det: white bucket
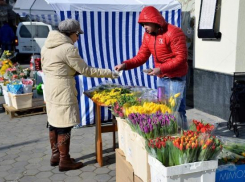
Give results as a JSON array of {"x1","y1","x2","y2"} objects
[
  {"x1": 3, "y1": 90, "x2": 12, "y2": 106},
  {"x1": 9, "y1": 92, "x2": 33, "y2": 109},
  {"x1": 23, "y1": 85, "x2": 33, "y2": 93}
]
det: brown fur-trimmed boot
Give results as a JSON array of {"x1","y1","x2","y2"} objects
[{"x1": 58, "y1": 134, "x2": 83, "y2": 171}]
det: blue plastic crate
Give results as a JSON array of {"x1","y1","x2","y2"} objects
[{"x1": 216, "y1": 164, "x2": 245, "y2": 182}]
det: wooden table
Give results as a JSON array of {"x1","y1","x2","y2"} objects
[{"x1": 84, "y1": 92, "x2": 117, "y2": 167}]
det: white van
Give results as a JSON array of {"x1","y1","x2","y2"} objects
[{"x1": 15, "y1": 22, "x2": 53, "y2": 54}]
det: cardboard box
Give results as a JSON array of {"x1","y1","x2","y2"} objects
[
  {"x1": 116, "y1": 117, "x2": 127, "y2": 154},
  {"x1": 116, "y1": 148, "x2": 134, "y2": 182},
  {"x1": 133, "y1": 134, "x2": 151, "y2": 182},
  {"x1": 116, "y1": 149, "x2": 143, "y2": 182},
  {"x1": 123, "y1": 126, "x2": 151, "y2": 182},
  {"x1": 134, "y1": 175, "x2": 143, "y2": 182},
  {"x1": 125, "y1": 128, "x2": 137, "y2": 165}
]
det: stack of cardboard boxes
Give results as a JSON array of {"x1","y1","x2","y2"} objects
[
  {"x1": 116, "y1": 118, "x2": 151, "y2": 182},
  {"x1": 116, "y1": 149, "x2": 143, "y2": 182}
]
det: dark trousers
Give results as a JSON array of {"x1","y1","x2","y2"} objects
[
  {"x1": 1, "y1": 42, "x2": 12, "y2": 51},
  {"x1": 49, "y1": 125, "x2": 73, "y2": 135}
]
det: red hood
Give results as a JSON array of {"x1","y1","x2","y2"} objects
[{"x1": 138, "y1": 6, "x2": 167, "y2": 28}]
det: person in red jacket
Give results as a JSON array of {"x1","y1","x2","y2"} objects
[{"x1": 115, "y1": 6, "x2": 188, "y2": 129}]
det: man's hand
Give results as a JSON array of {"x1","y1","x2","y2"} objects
[
  {"x1": 114, "y1": 63, "x2": 126, "y2": 71},
  {"x1": 148, "y1": 68, "x2": 161, "y2": 76}
]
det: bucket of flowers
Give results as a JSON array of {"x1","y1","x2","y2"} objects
[{"x1": 147, "y1": 131, "x2": 223, "y2": 182}]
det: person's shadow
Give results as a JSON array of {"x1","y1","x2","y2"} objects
[
  {"x1": 214, "y1": 122, "x2": 245, "y2": 139},
  {"x1": 75, "y1": 147, "x2": 116, "y2": 166}
]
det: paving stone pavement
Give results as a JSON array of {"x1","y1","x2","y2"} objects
[{"x1": 0, "y1": 96, "x2": 244, "y2": 182}]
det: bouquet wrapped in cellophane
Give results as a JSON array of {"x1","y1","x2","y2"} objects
[
  {"x1": 146, "y1": 130, "x2": 223, "y2": 167},
  {"x1": 111, "y1": 94, "x2": 140, "y2": 118},
  {"x1": 157, "y1": 77, "x2": 186, "y2": 129},
  {"x1": 189, "y1": 119, "x2": 215, "y2": 134},
  {"x1": 218, "y1": 136, "x2": 245, "y2": 165},
  {"x1": 146, "y1": 136, "x2": 174, "y2": 167},
  {"x1": 124, "y1": 89, "x2": 182, "y2": 139},
  {"x1": 86, "y1": 82, "x2": 151, "y2": 106},
  {"x1": 85, "y1": 82, "x2": 131, "y2": 106},
  {"x1": 110, "y1": 86, "x2": 151, "y2": 118},
  {"x1": 127, "y1": 111, "x2": 178, "y2": 140}
]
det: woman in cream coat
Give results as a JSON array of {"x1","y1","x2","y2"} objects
[{"x1": 41, "y1": 19, "x2": 118, "y2": 171}]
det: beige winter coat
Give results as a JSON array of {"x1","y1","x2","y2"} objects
[{"x1": 41, "y1": 30, "x2": 113, "y2": 128}]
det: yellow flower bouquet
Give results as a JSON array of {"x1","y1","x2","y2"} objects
[
  {"x1": 125, "y1": 102, "x2": 172, "y2": 116},
  {"x1": 0, "y1": 50, "x2": 14, "y2": 60},
  {"x1": 0, "y1": 50, "x2": 15, "y2": 78},
  {"x1": 0, "y1": 59, "x2": 13, "y2": 76},
  {"x1": 91, "y1": 87, "x2": 132, "y2": 106}
]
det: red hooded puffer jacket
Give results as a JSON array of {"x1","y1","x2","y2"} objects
[{"x1": 123, "y1": 6, "x2": 188, "y2": 78}]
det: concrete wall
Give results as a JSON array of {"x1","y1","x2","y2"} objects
[
  {"x1": 193, "y1": 69, "x2": 232, "y2": 120},
  {"x1": 192, "y1": 0, "x2": 245, "y2": 120},
  {"x1": 178, "y1": 0, "x2": 244, "y2": 120},
  {"x1": 236, "y1": 0, "x2": 245, "y2": 72},
  {"x1": 195, "y1": 0, "x2": 240, "y2": 74}
]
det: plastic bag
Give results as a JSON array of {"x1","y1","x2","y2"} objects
[
  {"x1": 129, "y1": 86, "x2": 152, "y2": 97},
  {"x1": 139, "y1": 89, "x2": 158, "y2": 103},
  {"x1": 157, "y1": 78, "x2": 185, "y2": 113},
  {"x1": 7, "y1": 80, "x2": 23, "y2": 94},
  {"x1": 22, "y1": 79, "x2": 33, "y2": 93},
  {"x1": 197, "y1": 134, "x2": 223, "y2": 161}
]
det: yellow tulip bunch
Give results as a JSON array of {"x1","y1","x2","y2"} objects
[
  {"x1": 125, "y1": 102, "x2": 172, "y2": 116},
  {"x1": 168, "y1": 92, "x2": 181, "y2": 111},
  {"x1": 92, "y1": 88, "x2": 133, "y2": 106},
  {"x1": 0, "y1": 50, "x2": 12, "y2": 60},
  {"x1": 0, "y1": 59, "x2": 13, "y2": 76}
]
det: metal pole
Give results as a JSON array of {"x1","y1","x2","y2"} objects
[
  {"x1": 30, "y1": 0, "x2": 37, "y2": 90},
  {"x1": 30, "y1": 0, "x2": 37, "y2": 57}
]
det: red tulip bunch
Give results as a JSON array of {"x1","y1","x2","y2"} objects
[
  {"x1": 170, "y1": 132, "x2": 199, "y2": 165},
  {"x1": 147, "y1": 131, "x2": 222, "y2": 167},
  {"x1": 198, "y1": 135, "x2": 223, "y2": 161},
  {"x1": 147, "y1": 136, "x2": 174, "y2": 166},
  {"x1": 189, "y1": 119, "x2": 215, "y2": 133}
]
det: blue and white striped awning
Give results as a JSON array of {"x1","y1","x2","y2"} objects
[{"x1": 45, "y1": 0, "x2": 182, "y2": 126}]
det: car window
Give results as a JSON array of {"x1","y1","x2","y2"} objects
[
  {"x1": 19, "y1": 25, "x2": 33, "y2": 38},
  {"x1": 36, "y1": 25, "x2": 49, "y2": 38}
]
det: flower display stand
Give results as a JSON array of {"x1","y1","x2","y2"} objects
[
  {"x1": 84, "y1": 91, "x2": 118, "y2": 167},
  {"x1": 148, "y1": 155, "x2": 218, "y2": 182}
]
